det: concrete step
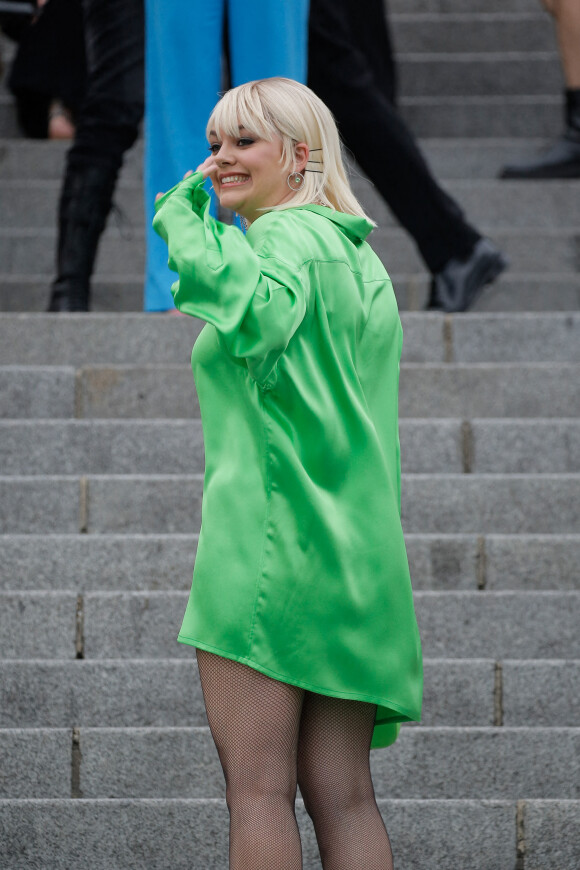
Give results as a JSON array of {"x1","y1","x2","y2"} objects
[
  {"x1": 400, "y1": 96, "x2": 561, "y2": 138},
  {"x1": 3, "y1": 797, "x2": 564, "y2": 870},
  {"x1": 2, "y1": 225, "x2": 579, "y2": 278},
  {"x1": 1, "y1": 532, "x2": 578, "y2": 592},
  {"x1": 0, "y1": 96, "x2": 19, "y2": 138},
  {"x1": 4, "y1": 272, "x2": 580, "y2": 313},
  {"x1": 0, "y1": 138, "x2": 140, "y2": 181},
  {"x1": 1, "y1": 726, "x2": 578, "y2": 801},
  {"x1": 397, "y1": 53, "x2": 561, "y2": 98},
  {"x1": 0, "y1": 276, "x2": 147, "y2": 313},
  {"x1": 1, "y1": 313, "x2": 579, "y2": 365},
  {"x1": 392, "y1": 273, "x2": 580, "y2": 314},
  {"x1": 4, "y1": 178, "x2": 579, "y2": 229},
  {"x1": 1, "y1": 419, "x2": 579, "y2": 475},
  {"x1": 357, "y1": 178, "x2": 580, "y2": 230},
  {"x1": 390, "y1": 13, "x2": 553, "y2": 54},
  {"x1": 0, "y1": 651, "x2": 497, "y2": 728},
  {"x1": 1, "y1": 473, "x2": 579, "y2": 534},
  {"x1": 0, "y1": 95, "x2": 562, "y2": 142},
  {"x1": 398, "y1": 364, "x2": 580, "y2": 417},
  {"x1": 0, "y1": 179, "x2": 146, "y2": 229},
  {"x1": 0, "y1": 657, "x2": 577, "y2": 729},
  {"x1": 5, "y1": 362, "x2": 580, "y2": 419},
  {"x1": 0, "y1": 137, "x2": 557, "y2": 182},
  {"x1": 390, "y1": 0, "x2": 549, "y2": 12},
  {"x1": 2, "y1": 589, "x2": 577, "y2": 661}
]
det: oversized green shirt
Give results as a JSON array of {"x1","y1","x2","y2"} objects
[{"x1": 154, "y1": 172, "x2": 422, "y2": 748}]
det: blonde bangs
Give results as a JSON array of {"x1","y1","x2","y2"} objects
[
  {"x1": 206, "y1": 78, "x2": 375, "y2": 224},
  {"x1": 206, "y1": 84, "x2": 276, "y2": 144}
]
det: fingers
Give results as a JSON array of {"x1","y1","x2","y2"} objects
[
  {"x1": 196, "y1": 155, "x2": 218, "y2": 179},
  {"x1": 156, "y1": 158, "x2": 216, "y2": 205}
]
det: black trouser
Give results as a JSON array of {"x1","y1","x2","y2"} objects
[
  {"x1": 67, "y1": 0, "x2": 144, "y2": 173},
  {"x1": 308, "y1": 0, "x2": 479, "y2": 274},
  {"x1": 50, "y1": 0, "x2": 144, "y2": 310}
]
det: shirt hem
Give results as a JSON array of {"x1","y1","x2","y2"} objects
[{"x1": 177, "y1": 633, "x2": 421, "y2": 725}]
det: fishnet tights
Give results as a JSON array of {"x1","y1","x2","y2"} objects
[{"x1": 196, "y1": 650, "x2": 393, "y2": 870}]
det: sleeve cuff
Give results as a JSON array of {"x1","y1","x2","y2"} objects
[{"x1": 153, "y1": 170, "x2": 206, "y2": 214}]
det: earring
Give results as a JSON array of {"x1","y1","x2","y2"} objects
[{"x1": 287, "y1": 171, "x2": 305, "y2": 191}]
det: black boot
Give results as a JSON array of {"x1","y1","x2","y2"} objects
[
  {"x1": 48, "y1": 162, "x2": 119, "y2": 312},
  {"x1": 499, "y1": 88, "x2": 580, "y2": 180},
  {"x1": 427, "y1": 238, "x2": 509, "y2": 313}
]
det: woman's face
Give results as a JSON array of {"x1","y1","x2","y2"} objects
[{"x1": 207, "y1": 126, "x2": 307, "y2": 224}]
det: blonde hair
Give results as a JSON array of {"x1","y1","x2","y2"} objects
[{"x1": 206, "y1": 77, "x2": 374, "y2": 223}]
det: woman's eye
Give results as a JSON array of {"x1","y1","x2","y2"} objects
[
  {"x1": 237, "y1": 138, "x2": 254, "y2": 147},
  {"x1": 208, "y1": 143, "x2": 221, "y2": 154}
]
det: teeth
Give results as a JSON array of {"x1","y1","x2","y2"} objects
[{"x1": 221, "y1": 175, "x2": 249, "y2": 184}]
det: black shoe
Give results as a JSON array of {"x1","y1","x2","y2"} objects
[
  {"x1": 48, "y1": 279, "x2": 89, "y2": 312},
  {"x1": 499, "y1": 127, "x2": 580, "y2": 180},
  {"x1": 427, "y1": 239, "x2": 509, "y2": 313}
]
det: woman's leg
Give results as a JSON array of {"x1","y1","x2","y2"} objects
[
  {"x1": 196, "y1": 649, "x2": 304, "y2": 870},
  {"x1": 297, "y1": 693, "x2": 393, "y2": 870}
]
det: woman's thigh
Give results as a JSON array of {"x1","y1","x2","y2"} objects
[
  {"x1": 196, "y1": 649, "x2": 305, "y2": 790},
  {"x1": 297, "y1": 692, "x2": 376, "y2": 805}
]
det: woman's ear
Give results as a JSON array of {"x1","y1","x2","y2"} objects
[{"x1": 294, "y1": 142, "x2": 309, "y2": 174}]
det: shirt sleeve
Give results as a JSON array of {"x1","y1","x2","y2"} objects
[{"x1": 152, "y1": 172, "x2": 308, "y2": 389}]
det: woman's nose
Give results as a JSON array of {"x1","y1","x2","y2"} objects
[{"x1": 216, "y1": 145, "x2": 234, "y2": 164}]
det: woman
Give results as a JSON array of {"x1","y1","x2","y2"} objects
[{"x1": 153, "y1": 77, "x2": 422, "y2": 870}]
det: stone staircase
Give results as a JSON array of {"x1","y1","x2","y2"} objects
[{"x1": 1, "y1": 1, "x2": 579, "y2": 868}]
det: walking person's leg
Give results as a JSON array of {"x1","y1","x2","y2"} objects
[
  {"x1": 308, "y1": 0, "x2": 507, "y2": 312},
  {"x1": 297, "y1": 693, "x2": 393, "y2": 870},
  {"x1": 501, "y1": 0, "x2": 580, "y2": 178},
  {"x1": 48, "y1": 0, "x2": 144, "y2": 311},
  {"x1": 196, "y1": 650, "x2": 304, "y2": 869}
]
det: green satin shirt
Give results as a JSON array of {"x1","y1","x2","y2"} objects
[{"x1": 154, "y1": 172, "x2": 422, "y2": 748}]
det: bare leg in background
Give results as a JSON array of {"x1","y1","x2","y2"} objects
[{"x1": 542, "y1": 0, "x2": 580, "y2": 87}]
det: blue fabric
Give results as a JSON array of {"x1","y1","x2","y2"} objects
[{"x1": 144, "y1": 0, "x2": 309, "y2": 311}]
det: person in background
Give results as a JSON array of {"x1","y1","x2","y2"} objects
[
  {"x1": 308, "y1": 0, "x2": 508, "y2": 313},
  {"x1": 6, "y1": 0, "x2": 85, "y2": 140},
  {"x1": 153, "y1": 77, "x2": 422, "y2": 869},
  {"x1": 501, "y1": 0, "x2": 580, "y2": 179},
  {"x1": 47, "y1": 0, "x2": 144, "y2": 312},
  {"x1": 144, "y1": 0, "x2": 309, "y2": 312}
]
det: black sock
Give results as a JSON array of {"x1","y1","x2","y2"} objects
[{"x1": 565, "y1": 88, "x2": 580, "y2": 132}]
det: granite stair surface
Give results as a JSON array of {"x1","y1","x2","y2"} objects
[{"x1": 1, "y1": 1, "x2": 579, "y2": 868}]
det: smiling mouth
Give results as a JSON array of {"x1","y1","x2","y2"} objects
[{"x1": 220, "y1": 175, "x2": 250, "y2": 187}]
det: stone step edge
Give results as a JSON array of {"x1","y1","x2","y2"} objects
[
  {"x1": 4, "y1": 361, "x2": 580, "y2": 371},
  {"x1": 390, "y1": 12, "x2": 548, "y2": 21},
  {"x1": 0, "y1": 799, "x2": 575, "y2": 870},
  {"x1": 2, "y1": 416, "x2": 579, "y2": 424},
  {"x1": 1, "y1": 724, "x2": 577, "y2": 733},
  {"x1": 2, "y1": 472, "x2": 578, "y2": 480},
  {"x1": 0, "y1": 657, "x2": 577, "y2": 666}
]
